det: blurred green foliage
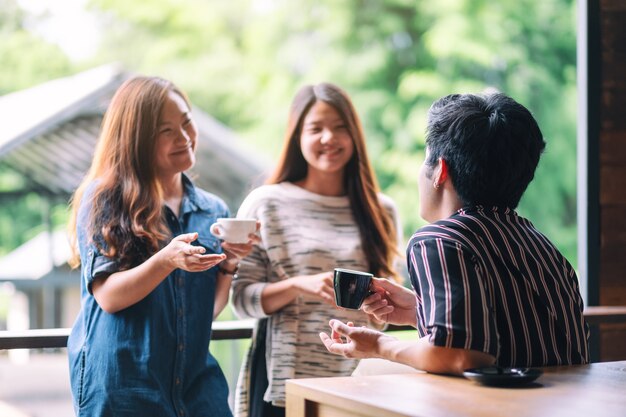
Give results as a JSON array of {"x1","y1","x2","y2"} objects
[
  {"x1": 87, "y1": 0, "x2": 578, "y2": 262},
  {"x1": 0, "y1": 0, "x2": 577, "y2": 263},
  {"x1": 0, "y1": 0, "x2": 72, "y2": 95},
  {"x1": 0, "y1": 0, "x2": 579, "y2": 400},
  {"x1": 0, "y1": 1, "x2": 72, "y2": 255}
]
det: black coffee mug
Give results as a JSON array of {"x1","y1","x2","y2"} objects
[{"x1": 333, "y1": 268, "x2": 374, "y2": 310}]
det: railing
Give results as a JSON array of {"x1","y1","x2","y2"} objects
[
  {"x1": 580, "y1": 306, "x2": 626, "y2": 324},
  {"x1": 0, "y1": 320, "x2": 257, "y2": 350},
  {"x1": 2, "y1": 306, "x2": 626, "y2": 352}
]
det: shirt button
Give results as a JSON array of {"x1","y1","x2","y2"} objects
[
  {"x1": 175, "y1": 377, "x2": 181, "y2": 385},
  {"x1": 178, "y1": 308, "x2": 183, "y2": 317},
  {"x1": 178, "y1": 277, "x2": 184, "y2": 287},
  {"x1": 178, "y1": 344, "x2": 184, "y2": 351},
  {"x1": 179, "y1": 409, "x2": 184, "y2": 416}
]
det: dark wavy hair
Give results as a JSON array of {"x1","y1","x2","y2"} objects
[
  {"x1": 266, "y1": 83, "x2": 400, "y2": 279},
  {"x1": 68, "y1": 76, "x2": 190, "y2": 269},
  {"x1": 425, "y1": 92, "x2": 546, "y2": 209}
]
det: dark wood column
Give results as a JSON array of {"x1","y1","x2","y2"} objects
[{"x1": 584, "y1": 0, "x2": 626, "y2": 361}]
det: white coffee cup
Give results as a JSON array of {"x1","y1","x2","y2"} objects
[{"x1": 209, "y1": 218, "x2": 257, "y2": 243}]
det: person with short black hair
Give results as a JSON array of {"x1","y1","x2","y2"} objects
[{"x1": 321, "y1": 92, "x2": 589, "y2": 374}]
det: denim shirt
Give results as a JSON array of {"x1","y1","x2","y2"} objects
[{"x1": 68, "y1": 175, "x2": 233, "y2": 417}]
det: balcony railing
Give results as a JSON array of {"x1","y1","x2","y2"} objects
[
  {"x1": 2, "y1": 306, "x2": 626, "y2": 354},
  {"x1": 0, "y1": 320, "x2": 256, "y2": 350}
]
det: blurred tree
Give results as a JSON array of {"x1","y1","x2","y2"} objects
[
  {"x1": 87, "y1": 0, "x2": 577, "y2": 262},
  {"x1": 0, "y1": 0, "x2": 578, "y2": 396},
  {"x1": 0, "y1": 0, "x2": 73, "y2": 94},
  {"x1": 0, "y1": 0, "x2": 74, "y2": 255},
  {"x1": 0, "y1": 0, "x2": 578, "y2": 264}
]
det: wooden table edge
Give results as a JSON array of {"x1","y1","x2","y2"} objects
[{"x1": 286, "y1": 376, "x2": 416, "y2": 417}]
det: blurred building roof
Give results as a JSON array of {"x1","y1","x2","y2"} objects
[
  {"x1": 0, "y1": 65, "x2": 270, "y2": 291},
  {"x1": 0, "y1": 64, "x2": 268, "y2": 209},
  {"x1": 0, "y1": 230, "x2": 70, "y2": 282}
]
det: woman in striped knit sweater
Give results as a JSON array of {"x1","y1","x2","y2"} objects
[{"x1": 231, "y1": 83, "x2": 404, "y2": 417}]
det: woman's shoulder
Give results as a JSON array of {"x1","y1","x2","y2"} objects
[
  {"x1": 377, "y1": 192, "x2": 397, "y2": 210},
  {"x1": 193, "y1": 187, "x2": 229, "y2": 214},
  {"x1": 236, "y1": 183, "x2": 292, "y2": 216},
  {"x1": 181, "y1": 174, "x2": 228, "y2": 213},
  {"x1": 377, "y1": 192, "x2": 399, "y2": 218},
  {"x1": 76, "y1": 180, "x2": 101, "y2": 217},
  {"x1": 243, "y1": 183, "x2": 287, "y2": 201}
]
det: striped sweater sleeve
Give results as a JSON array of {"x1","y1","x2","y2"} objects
[{"x1": 230, "y1": 191, "x2": 272, "y2": 319}]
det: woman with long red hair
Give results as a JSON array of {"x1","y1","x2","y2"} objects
[{"x1": 67, "y1": 76, "x2": 257, "y2": 416}]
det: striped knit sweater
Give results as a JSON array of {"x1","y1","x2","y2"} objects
[
  {"x1": 408, "y1": 206, "x2": 589, "y2": 367},
  {"x1": 231, "y1": 182, "x2": 402, "y2": 414}
]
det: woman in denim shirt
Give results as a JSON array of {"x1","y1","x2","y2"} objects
[{"x1": 66, "y1": 76, "x2": 258, "y2": 417}]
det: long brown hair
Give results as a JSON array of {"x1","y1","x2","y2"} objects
[
  {"x1": 68, "y1": 76, "x2": 190, "y2": 270},
  {"x1": 267, "y1": 83, "x2": 399, "y2": 279}
]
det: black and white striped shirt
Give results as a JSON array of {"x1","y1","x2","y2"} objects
[{"x1": 407, "y1": 206, "x2": 589, "y2": 367}]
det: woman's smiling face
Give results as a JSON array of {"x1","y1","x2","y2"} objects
[
  {"x1": 154, "y1": 90, "x2": 198, "y2": 178},
  {"x1": 299, "y1": 100, "x2": 354, "y2": 177}
]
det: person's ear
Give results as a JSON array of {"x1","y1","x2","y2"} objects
[
  {"x1": 439, "y1": 158, "x2": 449, "y2": 183},
  {"x1": 433, "y1": 158, "x2": 449, "y2": 189}
]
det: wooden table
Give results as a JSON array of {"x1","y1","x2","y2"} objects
[{"x1": 286, "y1": 361, "x2": 626, "y2": 417}]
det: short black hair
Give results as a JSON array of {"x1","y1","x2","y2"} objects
[{"x1": 425, "y1": 93, "x2": 546, "y2": 208}]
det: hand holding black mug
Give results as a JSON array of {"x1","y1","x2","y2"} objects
[{"x1": 333, "y1": 268, "x2": 374, "y2": 310}]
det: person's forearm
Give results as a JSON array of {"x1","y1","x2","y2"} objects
[
  {"x1": 92, "y1": 252, "x2": 173, "y2": 314},
  {"x1": 260, "y1": 279, "x2": 301, "y2": 314},
  {"x1": 378, "y1": 337, "x2": 495, "y2": 375},
  {"x1": 214, "y1": 270, "x2": 234, "y2": 318}
]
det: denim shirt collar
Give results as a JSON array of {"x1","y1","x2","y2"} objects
[{"x1": 180, "y1": 173, "x2": 211, "y2": 214}]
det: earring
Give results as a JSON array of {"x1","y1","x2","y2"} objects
[{"x1": 433, "y1": 182, "x2": 440, "y2": 190}]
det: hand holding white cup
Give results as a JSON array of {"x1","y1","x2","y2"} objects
[{"x1": 209, "y1": 218, "x2": 257, "y2": 243}]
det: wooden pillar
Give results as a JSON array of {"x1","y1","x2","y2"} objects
[
  {"x1": 583, "y1": 0, "x2": 626, "y2": 361},
  {"x1": 599, "y1": 0, "x2": 626, "y2": 361}
]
